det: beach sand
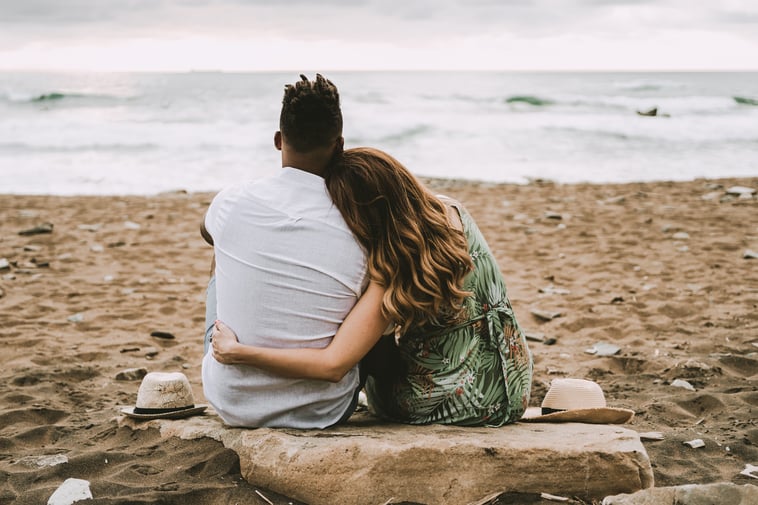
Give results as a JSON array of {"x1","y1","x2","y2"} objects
[{"x1": 1, "y1": 176, "x2": 756, "y2": 504}]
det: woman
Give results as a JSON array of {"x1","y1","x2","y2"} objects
[{"x1": 211, "y1": 147, "x2": 532, "y2": 426}]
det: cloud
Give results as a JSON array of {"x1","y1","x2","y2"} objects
[{"x1": 0, "y1": 0, "x2": 756, "y2": 70}]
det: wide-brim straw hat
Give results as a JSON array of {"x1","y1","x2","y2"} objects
[
  {"x1": 121, "y1": 372, "x2": 207, "y2": 420},
  {"x1": 521, "y1": 378, "x2": 634, "y2": 424}
]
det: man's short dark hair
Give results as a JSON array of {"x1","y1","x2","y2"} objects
[{"x1": 280, "y1": 74, "x2": 343, "y2": 153}]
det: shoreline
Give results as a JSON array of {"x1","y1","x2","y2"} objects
[{"x1": 1, "y1": 176, "x2": 756, "y2": 503}]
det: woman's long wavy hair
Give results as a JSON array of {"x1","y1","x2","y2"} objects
[{"x1": 326, "y1": 147, "x2": 473, "y2": 336}]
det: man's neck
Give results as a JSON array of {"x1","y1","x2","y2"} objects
[{"x1": 281, "y1": 152, "x2": 328, "y2": 177}]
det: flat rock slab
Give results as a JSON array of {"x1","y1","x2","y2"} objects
[
  {"x1": 119, "y1": 412, "x2": 653, "y2": 505},
  {"x1": 603, "y1": 482, "x2": 758, "y2": 505}
]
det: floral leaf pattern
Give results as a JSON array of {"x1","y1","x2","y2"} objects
[{"x1": 366, "y1": 202, "x2": 533, "y2": 426}]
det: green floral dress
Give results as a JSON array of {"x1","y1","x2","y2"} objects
[{"x1": 365, "y1": 201, "x2": 533, "y2": 426}]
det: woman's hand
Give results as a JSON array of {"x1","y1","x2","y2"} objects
[{"x1": 211, "y1": 320, "x2": 244, "y2": 364}]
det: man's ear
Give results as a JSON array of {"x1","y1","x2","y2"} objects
[
  {"x1": 335, "y1": 136, "x2": 344, "y2": 154},
  {"x1": 274, "y1": 131, "x2": 282, "y2": 151}
]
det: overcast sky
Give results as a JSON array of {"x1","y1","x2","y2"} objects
[{"x1": 1, "y1": 0, "x2": 757, "y2": 71}]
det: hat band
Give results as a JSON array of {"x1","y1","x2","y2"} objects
[
  {"x1": 133, "y1": 404, "x2": 195, "y2": 415},
  {"x1": 541, "y1": 407, "x2": 565, "y2": 415}
]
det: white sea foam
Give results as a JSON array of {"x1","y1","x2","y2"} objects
[{"x1": 0, "y1": 71, "x2": 756, "y2": 195}]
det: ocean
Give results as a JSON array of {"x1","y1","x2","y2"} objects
[{"x1": 1, "y1": 71, "x2": 756, "y2": 195}]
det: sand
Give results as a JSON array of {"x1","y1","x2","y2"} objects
[{"x1": 1, "y1": 176, "x2": 756, "y2": 504}]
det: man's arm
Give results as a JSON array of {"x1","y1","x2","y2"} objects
[
  {"x1": 211, "y1": 281, "x2": 390, "y2": 382},
  {"x1": 200, "y1": 214, "x2": 213, "y2": 246}
]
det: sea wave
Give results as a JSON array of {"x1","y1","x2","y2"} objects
[
  {"x1": 734, "y1": 96, "x2": 758, "y2": 106},
  {"x1": 0, "y1": 90, "x2": 132, "y2": 105},
  {"x1": 0, "y1": 142, "x2": 160, "y2": 153},
  {"x1": 504, "y1": 95, "x2": 553, "y2": 106}
]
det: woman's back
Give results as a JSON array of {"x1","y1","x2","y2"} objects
[{"x1": 365, "y1": 201, "x2": 533, "y2": 426}]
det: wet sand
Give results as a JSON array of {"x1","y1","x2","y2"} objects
[{"x1": 1, "y1": 176, "x2": 756, "y2": 503}]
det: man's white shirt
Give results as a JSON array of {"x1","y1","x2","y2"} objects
[{"x1": 202, "y1": 167, "x2": 367, "y2": 428}]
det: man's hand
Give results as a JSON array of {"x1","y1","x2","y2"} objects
[{"x1": 211, "y1": 320, "x2": 243, "y2": 364}]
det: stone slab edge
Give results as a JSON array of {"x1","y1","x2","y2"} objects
[{"x1": 118, "y1": 414, "x2": 653, "y2": 505}]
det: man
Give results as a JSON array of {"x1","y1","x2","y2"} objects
[{"x1": 201, "y1": 74, "x2": 367, "y2": 428}]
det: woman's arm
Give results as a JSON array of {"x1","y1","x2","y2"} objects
[{"x1": 211, "y1": 281, "x2": 391, "y2": 382}]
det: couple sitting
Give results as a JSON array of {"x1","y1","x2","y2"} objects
[{"x1": 201, "y1": 74, "x2": 533, "y2": 429}]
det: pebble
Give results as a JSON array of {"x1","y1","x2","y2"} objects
[
  {"x1": 150, "y1": 331, "x2": 176, "y2": 340},
  {"x1": 744, "y1": 249, "x2": 758, "y2": 259},
  {"x1": 90, "y1": 244, "x2": 104, "y2": 253},
  {"x1": 18, "y1": 454, "x2": 69, "y2": 468},
  {"x1": 77, "y1": 224, "x2": 102, "y2": 232},
  {"x1": 672, "y1": 232, "x2": 690, "y2": 240},
  {"x1": 740, "y1": 463, "x2": 758, "y2": 479},
  {"x1": 123, "y1": 221, "x2": 141, "y2": 230},
  {"x1": 539, "y1": 285, "x2": 571, "y2": 295},
  {"x1": 638, "y1": 432, "x2": 664, "y2": 441},
  {"x1": 0, "y1": 258, "x2": 9, "y2": 270},
  {"x1": 19, "y1": 222, "x2": 54, "y2": 236},
  {"x1": 530, "y1": 309, "x2": 562, "y2": 321},
  {"x1": 67, "y1": 313, "x2": 84, "y2": 323},
  {"x1": 47, "y1": 478, "x2": 92, "y2": 505},
  {"x1": 585, "y1": 342, "x2": 621, "y2": 356},
  {"x1": 114, "y1": 367, "x2": 148, "y2": 381},
  {"x1": 601, "y1": 195, "x2": 626, "y2": 205},
  {"x1": 671, "y1": 378, "x2": 696, "y2": 391},
  {"x1": 540, "y1": 492, "x2": 569, "y2": 502},
  {"x1": 544, "y1": 211, "x2": 563, "y2": 220},
  {"x1": 143, "y1": 347, "x2": 159, "y2": 358},
  {"x1": 725, "y1": 185, "x2": 756, "y2": 196},
  {"x1": 683, "y1": 439, "x2": 705, "y2": 449}
]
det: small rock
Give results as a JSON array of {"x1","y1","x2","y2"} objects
[
  {"x1": 671, "y1": 379, "x2": 696, "y2": 391},
  {"x1": 17, "y1": 454, "x2": 69, "y2": 468},
  {"x1": 539, "y1": 285, "x2": 571, "y2": 295},
  {"x1": 47, "y1": 477, "x2": 92, "y2": 505},
  {"x1": 150, "y1": 331, "x2": 176, "y2": 340},
  {"x1": 744, "y1": 250, "x2": 758, "y2": 259},
  {"x1": 531, "y1": 309, "x2": 562, "y2": 321},
  {"x1": 601, "y1": 195, "x2": 626, "y2": 205},
  {"x1": 103, "y1": 275, "x2": 114, "y2": 282},
  {"x1": 725, "y1": 186, "x2": 755, "y2": 196},
  {"x1": 90, "y1": 244, "x2": 104, "y2": 253},
  {"x1": 585, "y1": 342, "x2": 621, "y2": 356},
  {"x1": 19, "y1": 223, "x2": 54, "y2": 236},
  {"x1": 544, "y1": 211, "x2": 563, "y2": 220},
  {"x1": 610, "y1": 296, "x2": 624, "y2": 304},
  {"x1": 680, "y1": 359, "x2": 711, "y2": 371},
  {"x1": 0, "y1": 258, "x2": 9, "y2": 270},
  {"x1": 67, "y1": 313, "x2": 84, "y2": 323},
  {"x1": 120, "y1": 347, "x2": 140, "y2": 353},
  {"x1": 540, "y1": 492, "x2": 569, "y2": 502},
  {"x1": 638, "y1": 432, "x2": 664, "y2": 441},
  {"x1": 683, "y1": 439, "x2": 705, "y2": 449},
  {"x1": 114, "y1": 367, "x2": 148, "y2": 381},
  {"x1": 672, "y1": 232, "x2": 690, "y2": 240},
  {"x1": 701, "y1": 191, "x2": 722, "y2": 201},
  {"x1": 124, "y1": 221, "x2": 141, "y2": 230},
  {"x1": 143, "y1": 347, "x2": 159, "y2": 358},
  {"x1": 77, "y1": 224, "x2": 102, "y2": 232},
  {"x1": 740, "y1": 463, "x2": 758, "y2": 479}
]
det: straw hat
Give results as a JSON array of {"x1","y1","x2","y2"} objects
[
  {"x1": 121, "y1": 372, "x2": 207, "y2": 420},
  {"x1": 521, "y1": 378, "x2": 634, "y2": 424}
]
